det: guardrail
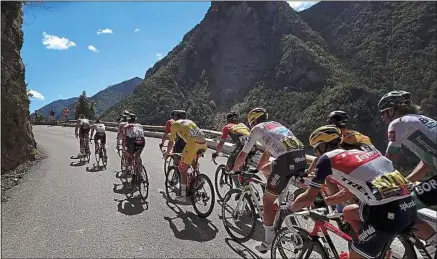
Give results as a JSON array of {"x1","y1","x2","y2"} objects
[{"x1": 33, "y1": 120, "x2": 316, "y2": 164}]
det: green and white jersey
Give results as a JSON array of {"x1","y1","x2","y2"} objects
[{"x1": 386, "y1": 114, "x2": 437, "y2": 168}]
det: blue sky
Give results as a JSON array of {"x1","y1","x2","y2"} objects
[{"x1": 25, "y1": 1, "x2": 318, "y2": 112}]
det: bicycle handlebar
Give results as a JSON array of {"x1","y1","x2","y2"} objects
[{"x1": 212, "y1": 154, "x2": 229, "y2": 165}]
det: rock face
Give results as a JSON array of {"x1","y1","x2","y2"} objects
[
  {"x1": 102, "y1": 1, "x2": 436, "y2": 157},
  {"x1": 1, "y1": 2, "x2": 37, "y2": 172}
]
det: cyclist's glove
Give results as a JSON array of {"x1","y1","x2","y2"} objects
[{"x1": 212, "y1": 152, "x2": 219, "y2": 159}]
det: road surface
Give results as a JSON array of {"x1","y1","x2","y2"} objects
[{"x1": 1, "y1": 125, "x2": 360, "y2": 258}]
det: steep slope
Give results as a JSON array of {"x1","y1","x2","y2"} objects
[
  {"x1": 34, "y1": 77, "x2": 142, "y2": 119},
  {"x1": 1, "y1": 2, "x2": 37, "y2": 172},
  {"x1": 103, "y1": 1, "x2": 435, "y2": 156},
  {"x1": 300, "y1": 1, "x2": 437, "y2": 118}
]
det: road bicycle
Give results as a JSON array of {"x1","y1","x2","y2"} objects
[
  {"x1": 221, "y1": 167, "x2": 309, "y2": 242},
  {"x1": 92, "y1": 139, "x2": 107, "y2": 168},
  {"x1": 272, "y1": 206, "x2": 436, "y2": 259},
  {"x1": 119, "y1": 151, "x2": 149, "y2": 201},
  {"x1": 212, "y1": 150, "x2": 258, "y2": 201},
  {"x1": 159, "y1": 144, "x2": 175, "y2": 175},
  {"x1": 164, "y1": 149, "x2": 215, "y2": 218},
  {"x1": 79, "y1": 135, "x2": 91, "y2": 163}
]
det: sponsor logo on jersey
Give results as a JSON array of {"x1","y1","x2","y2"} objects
[
  {"x1": 399, "y1": 200, "x2": 416, "y2": 211},
  {"x1": 358, "y1": 225, "x2": 376, "y2": 242},
  {"x1": 414, "y1": 179, "x2": 437, "y2": 195}
]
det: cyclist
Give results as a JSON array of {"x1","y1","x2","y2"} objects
[
  {"x1": 63, "y1": 107, "x2": 70, "y2": 121},
  {"x1": 117, "y1": 110, "x2": 130, "y2": 149},
  {"x1": 289, "y1": 125, "x2": 416, "y2": 259},
  {"x1": 231, "y1": 107, "x2": 307, "y2": 253},
  {"x1": 74, "y1": 114, "x2": 91, "y2": 157},
  {"x1": 379, "y1": 90, "x2": 437, "y2": 252},
  {"x1": 49, "y1": 109, "x2": 55, "y2": 124},
  {"x1": 122, "y1": 113, "x2": 145, "y2": 179},
  {"x1": 163, "y1": 110, "x2": 208, "y2": 203},
  {"x1": 212, "y1": 111, "x2": 253, "y2": 186},
  {"x1": 159, "y1": 110, "x2": 186, "y2": 167},
  {"x1": 90, "y1": 119, "x2": 107, "y2": 159}
]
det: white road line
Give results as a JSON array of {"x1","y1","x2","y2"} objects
[{"x1": 47, "y1": 131, "x2": 62, "y2": 135}]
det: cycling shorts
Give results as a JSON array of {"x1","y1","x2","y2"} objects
[
  {"x1": 352, "y1": 197, "x2": 417, "y2": 258},
  {"x1": 94, "y1": 132, "x2": 106, "y2": 145},
  {"x1": 266, "y1": 149, "x2": 307, "y2": 196},
  {"x1": 126, "y1": 137, "x2": 145, "y2": 155},
  {"x1": 412, "y1": 174, "x2": 437, "y2": 208},
  {"x1": 174, "y1": 137, "x2": 186, "y2": 154},
  {"x1": 79, "y1": 128, "x2": 90, "y2": 139},
  {"x1": 181, "y1": 140, "x2": 207, "y2": 166}
]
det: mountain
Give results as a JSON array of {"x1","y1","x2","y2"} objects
[
  {"x1": 2, "y1": 2, "x2": 37, "y2": 171},
  {"x1": 33, "y1": 97, "x2": 77, "y2": 118},
  {"x1": 101, "y1": 1, "x2": 436, "y2": 161},
  {"x1": 35, "y1": 77, "x2": 143, "y2": 119}
]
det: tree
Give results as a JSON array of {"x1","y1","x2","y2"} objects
[{"x1": 74, "y1": 91, "x2": 94, "y2": 119}]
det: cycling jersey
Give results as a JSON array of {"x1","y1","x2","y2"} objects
[
  {"x1": 78, "y1": 119, "x2": 90, "y2": 130},
  {"x1": 221, "y1": 123, "x2": 250, "y2": 145},
  {"x1": 311, "y1": 149, "x2": 412, "y2": 206},
  {"x1": 164, "y1": 119, "x2": 174, "y2": 134},
  {"x1": 169, "y1": 119, "x2": 206, "y2": 143},
  {"x1": 386, "y1": 114, "x2": 437, "y2": 168},
  {"x1": 117, "y1": 122, "x2": 128, "y2": 137},
  {"x1": 340, "y1": 128, "x2": 380, "y2": 153},
  {"x1": 242, "y1": 121, "x2": 304, "y2": 158},
  {"x1": 93, "y1": 123, "x2": 106, "y2": 134},
  {"x1": 123, "y1": 123, "x2": 145, "y2": 139}
]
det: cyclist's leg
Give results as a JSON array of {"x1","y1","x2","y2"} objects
[
  {"x1": 256, "y1": 150, "x2": 307, "y2": 252},
  {"x1": 125, "y1": 137, "x2": 134, "y2": 171},
  {"x1": 178, "y1": 141, "x2": 197, "y2": 198},
  {"x1": 226, "y1": 145, "x2": 242, "y2": 187},
  {"x1": 173, "y1": 137, "x2": 186, "y2": 166},
  {"x1": 352, "y1": 197, "x2": 417, "y2": 258},
  {"x1": 94, "y1": 134, "x2": 100, "y2": 154},
  {"x1": 101, "y1": 133, "x2": 107, "y2": 157},
  {"x1": 79, "y1": 129, "x2": 85, "y2": 155}
]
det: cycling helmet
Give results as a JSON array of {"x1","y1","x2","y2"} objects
[
  {"x1": 78, "y1": 114, "x2": 85, "y2": 119},
  {"x1": 123, "y1": 110, "x2": 130, "y2": 116},
  {"x1": 128, "y1": 113, "x2": 137, "y2": 122},
  {"x1": 309, "y1": 125, "x2": 343, "y2": 149},
  {"x1": 95, "y1": 119, "x2": 100, "y2": 123},
  {"x1": 378, "y1": 90, "x2": 412, "y2": 112},
  {"x1": 226, "y1": 111, "x2": 239, "y2": 123},
  {"x1": 247, "y1": 107, "x2": 267, "y2": 127},
  {"x1": 121, "y1": 115, "x2": 128, "y2": 122},
  {"x1": 173, "y1": 110, "x2": 187, "y2": 120},
  {"x1": 327, "y1": 111, "x2": 348, "y2": 127}
]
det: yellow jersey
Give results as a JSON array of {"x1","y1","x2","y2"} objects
[{"x1": 169, "y1": 119, "x2": 206, "y2": 143}]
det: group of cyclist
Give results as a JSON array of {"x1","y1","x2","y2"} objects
[
  {"x1": 72, "y1": 89, "x2": 436, "y2": 259},
  {"x1": 201, "y1": 90, "x2": 435, "y2": 258}
]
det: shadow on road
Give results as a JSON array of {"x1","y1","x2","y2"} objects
[
  {"x1": 225, "y1": 238, "x2": 261, "y2": 259},
  {"x1": 162, "y1": 199, "x2": 219, "y2": 242},
  {"x1": 115, "y1": 198, "x2": 149, "y2": 216},
  {"x1": 86, "y1": 165, "x2": 105, "y2": 172},
  {"x1": 69, "y1": 161, "x2": 86, "y2": 167}
]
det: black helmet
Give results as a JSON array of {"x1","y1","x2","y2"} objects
[
  {"x1": 121, "y1": 115, "x2": 128, "y2": 122},
  {"x1": 327, "y1": 111, "x2": 348, "y2": 128},
  {"x1": 173, "y1": 110, "x2": 187, "y2": 120},
  {"x1": 226, "y1": 111, "x2": 239, "y2": 123},
  {"x1": 95, "y1": 119, "x2": 100, "y2": 123},
  {"x1": 128, "y1": 113, "x2": 137, "y2": 122}
]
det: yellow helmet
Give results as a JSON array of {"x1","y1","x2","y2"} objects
[
  {"x1": 247, "y1": 107, "x2": 268, "y2": 127},
  {"x1": 309, "y1": 125, "x2": 343, "y2": 148}
]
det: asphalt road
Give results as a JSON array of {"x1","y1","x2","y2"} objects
[{"x1": 1, "y1": 125, "x2": 355, "y2": 258}]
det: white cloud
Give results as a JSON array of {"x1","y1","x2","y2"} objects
[
  {"x1": 134, "y1": 28, "x2": 140, "y2": 33},
  {"x1": 287, "y1": 1, "x2": 319, "y2": 11},
  {"x1": 156, "y1": 53, "x2": 163, "y2": 60},
  {"x1": 28, "y1": 90, "x2": 45, "y2": 100},
  {"x1": 88, "y1": 45, "x2": 99, "y2": 53},
  {"x1": 42, "y1": 32, "x2": 76, "y2": 50},
  {"x1": 97, "y1": 28, "x2": 113, "y2": 35}
]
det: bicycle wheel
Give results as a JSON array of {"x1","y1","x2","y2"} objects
[
  {"x1": 191, "y1": 173, "x2": 215, "y2": 218},
  {"x1": 272, "y1": 226, "x2": 329, "y2": 259},
  {"x1": 137, "y1": 165, "x2": 149, "y2": 201},
  {"x1": 95, "y1": 147, "x2": 101, "y2": 166},
  {"x1": 101, "y1": 149, "x2": 107, "y2": 167},
  {"x1": 165, "y1": 166, "x2": 180, "y2": 202},
  {"x1": 164, "y1": 155, "x2": 174, "y2": 175},
  {"x1": 222, "y1": 188, "x2": 256, "y2": 242},
  {"x1": 214, "y1": 165, "x2": 233, "y2": 201},
  {"x1": 383, "y1": 235, "x2": 418, "y2": 259}
]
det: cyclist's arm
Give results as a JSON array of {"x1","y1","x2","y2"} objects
[
  {"x1": 257, "y1": 150, "x2": 271, "y2": 170},
  {"x1": 90, "y1": 125, "x2": 95, "y2": 139},
  {"x1": 406, "y1": 160, "x2": 431, "y2": 182},
  {"x1": 291, "y1": 154, "x2": 331, "y2": 212},
  {"x1": 166, "y1": 124, "x2": 178, "y2": 153},
  {"x1": 216, "y1": 126, "x2": 230, "y2": 154},
  {"x1": 74, "y1": 121, "x2": 80, "y2": 135},
  {"x1": 385, "y1": 120, "x2": 405, "y2": 163},
  {"x1": 161, "y1": 120, "x2": 172, "y2": 145},
  {"x1": 324, "y1": 188, "x2": 354, "y2": 205}
]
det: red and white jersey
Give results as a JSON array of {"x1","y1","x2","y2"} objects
[{"x1": 311, "y1": 149, "x2": 411, "y2": 206}]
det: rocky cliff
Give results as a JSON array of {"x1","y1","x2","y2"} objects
[{"x1": 1, "y1": 1, "x2": 37, "y2": 172}]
